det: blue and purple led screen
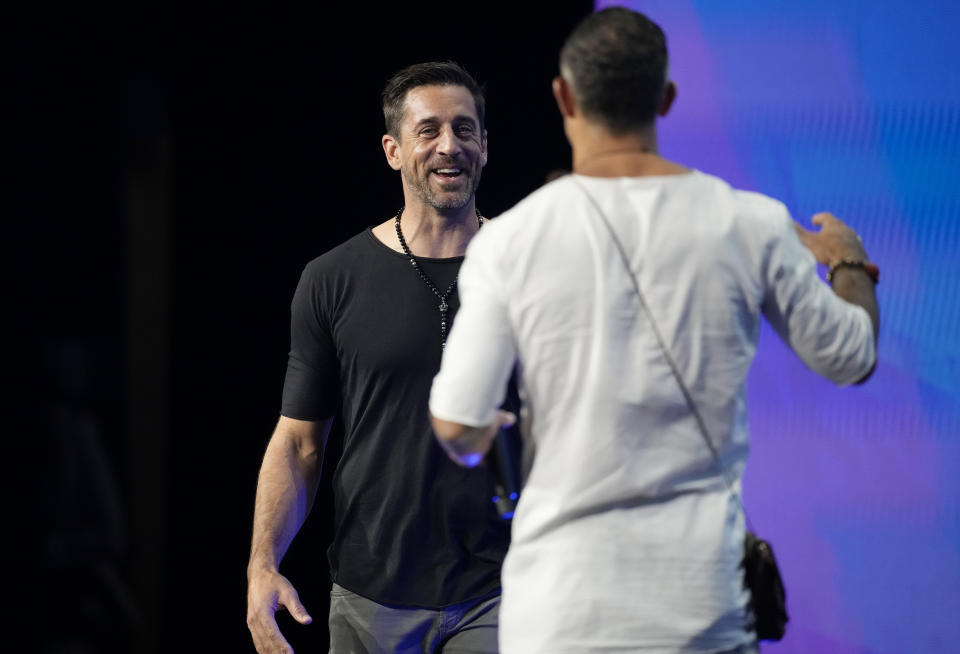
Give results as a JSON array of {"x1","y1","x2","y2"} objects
[{"x1": 597, "y1": 2, "x2": 960, "y2": 652}]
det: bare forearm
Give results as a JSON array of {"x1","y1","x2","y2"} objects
[
  {"x1": 247, "y1": 419, "x2": 328, "y2": 576},
  {"x1": 830, "y1": 267, "x2": 879, "y2": 342}
]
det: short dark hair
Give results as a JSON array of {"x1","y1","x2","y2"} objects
[
  {"x1": 381, "y1": 61, "x2": 486, "y2": 138},
  {"x1": 560, "y1": 7, "x2": 668, "y2": 133}
]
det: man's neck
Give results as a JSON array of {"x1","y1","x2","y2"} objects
[
  {"x1": 571, "y1": 123, "x2": 688, "y2": 178},
  {"x1": 372, "y1": 200, "x2": 481, "y2": 258}
]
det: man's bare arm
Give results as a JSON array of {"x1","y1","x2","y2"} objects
[
  {"x1": 246, "y1": 415, "x2": 333, "y2": 654},
  {"x1": 795, "y1": 212, "x2": 879, "y2": 382}
]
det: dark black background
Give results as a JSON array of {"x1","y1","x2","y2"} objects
[{"x1": 16, "y1": 2, "x2": 590, "y2": 652}]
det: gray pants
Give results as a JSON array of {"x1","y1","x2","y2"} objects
[{"x1": 328, "y1": 583, "x2": 500, "y2": 654}]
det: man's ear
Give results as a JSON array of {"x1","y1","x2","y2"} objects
[
  {"x1": 657, "y1": 81, "x2": 677, "y2": 117},
  {"x1": 382, "y1": 133, "x2": 402, "y2": 171},
  {"x1": 480, "y1": 129, "x2": 488, "y2": 167},
  {"x1": 552, "y1": 76, "x2": 576, "y2": 119}
]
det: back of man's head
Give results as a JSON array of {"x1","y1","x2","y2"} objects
[
  {"x1": 560, "y1": 7, "x2": 668, "y2": 134},
  {"x1": 381, "y1": 61, "x2": 486, "y2": 139}
]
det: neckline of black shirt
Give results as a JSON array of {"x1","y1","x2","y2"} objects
[{"x1": 364, "y1": 227, "x2": 466, "y2": 263}]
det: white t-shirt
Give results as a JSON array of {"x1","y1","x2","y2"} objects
[{"x1": 430, "y1": 171, "x2": 875, "y2": 653}]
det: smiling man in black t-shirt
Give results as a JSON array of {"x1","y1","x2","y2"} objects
[{"x1": 245, "y1": 61, "x2": 511, "y2": 654}]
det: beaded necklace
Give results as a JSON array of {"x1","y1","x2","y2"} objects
[{"x1": 394, "y1": 206, "x2": 483, "y2": 348}]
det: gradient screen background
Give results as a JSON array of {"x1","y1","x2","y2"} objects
[{"x1": 597, "y1": 1, "x2": 960, "y2": 652}]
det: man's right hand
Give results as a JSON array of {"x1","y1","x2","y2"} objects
[
  {"x1": 794, "y1": 211, "x2": 869, "y2": 266},
  {"x1": 246, "y1": 568, "x2": 313, "y2": 654}
]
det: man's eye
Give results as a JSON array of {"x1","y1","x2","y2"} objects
[
  {"x1": 420, "y1": 127, "x2": 438, "y2": 137},
  {"x1": 456, "y1": 126, "x2": 475, "y2": 136}
]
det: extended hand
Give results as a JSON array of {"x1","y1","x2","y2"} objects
[
  {"x1": 432, "y1": 409, "x2": 517, "y2": 467},
  {"x1": 794, "y1": 212, "x2": 868, "y2": 266},
  {"x1": 247, "y1": 569, "x2": 312, "y2": 654}
]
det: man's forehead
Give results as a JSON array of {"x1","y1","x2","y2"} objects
[{"x1": 401, "y1": 84, "x2": 479, "y2": 126}]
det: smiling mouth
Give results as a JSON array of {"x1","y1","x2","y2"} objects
[{"x1": 432, "y1": 167, "x2": 463, "y2": 180}]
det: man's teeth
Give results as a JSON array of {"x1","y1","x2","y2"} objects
[{"x1": 435, "y1": 168, "x2": 462, "y2": 174}]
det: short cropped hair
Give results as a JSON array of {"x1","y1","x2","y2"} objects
[
  {"x1": 381, "y1": 61, "x2": 486, "y2": 138},
  {"x1": 560, "y1": 7, "x2": 668, "y2": 133}
]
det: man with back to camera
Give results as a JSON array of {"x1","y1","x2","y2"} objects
[
  {"x1": 245, "y1": 61, "x2": 511, "y2": 654},
  {"x1": 429, "y1": 8, "x2": 879, "y2": 654}
]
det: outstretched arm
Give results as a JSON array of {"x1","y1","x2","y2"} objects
[
  {"x1": 246, "y1": 415, "x2": 332, "y2": 654},
  {"x1": 794, "y1": 212, "x2": 879, "y2": 382}
]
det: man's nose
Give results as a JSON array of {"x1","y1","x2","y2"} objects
[{"x1": 436, "y1": 127, "x2": 462, "y2": 157}]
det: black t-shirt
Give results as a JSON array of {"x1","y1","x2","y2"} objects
[{"x1": 281, "y1": 228, "x2": 510, "y2": 608}]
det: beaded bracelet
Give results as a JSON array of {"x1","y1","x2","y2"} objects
[{"x1": 826, "y1": 259, "x2": 879, "y2": 284}]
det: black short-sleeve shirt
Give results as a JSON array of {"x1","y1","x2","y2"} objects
[{"x1": 282, "y1": 229, "x2": 510, "y2": 608}]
